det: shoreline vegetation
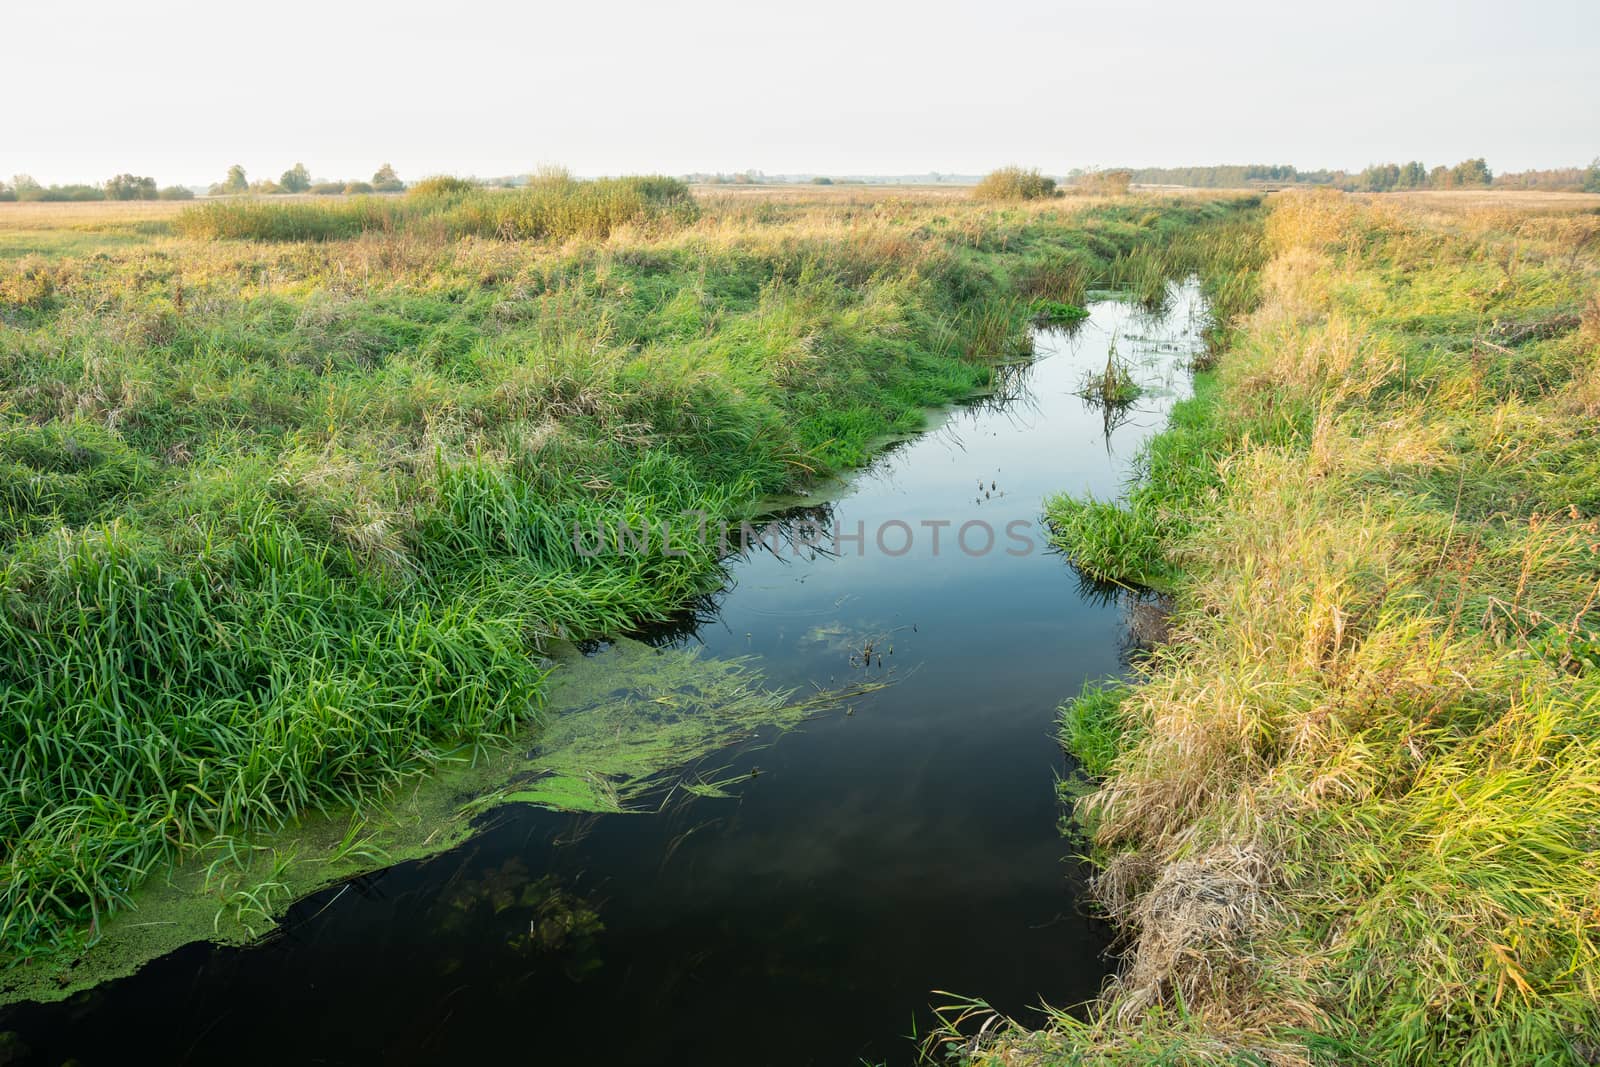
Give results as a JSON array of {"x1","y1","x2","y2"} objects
[
  {"x1": 0, "y1": 181, "x2": 1258, "y2": 988},
  {"x1": 991, "y1": 190, "x2": 1600, "y2": 1064}
]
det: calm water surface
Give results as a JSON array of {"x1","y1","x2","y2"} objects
[{"x1": 0, "y1": 283, "x2": 1207, "y2": 1066}]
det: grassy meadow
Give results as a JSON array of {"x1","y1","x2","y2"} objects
[
  {"x1": 980, "y1": 190, "x2": 1600, "y2": 1064},
  {"x1": 0, "y1": 180, "x2": 1258, "y2": 967}
]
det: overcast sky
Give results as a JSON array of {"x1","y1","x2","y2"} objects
[{"x1": 6, "y1": 0, "x2": 1595, "y2": 186}]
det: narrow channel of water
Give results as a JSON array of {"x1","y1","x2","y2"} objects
[{"x1": 0, "y1": 282, "x2": 1208, "y2": 1066}]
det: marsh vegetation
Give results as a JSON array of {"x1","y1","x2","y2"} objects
[{"x1": 0, "y1": 183, "x2": 1255, "y2": 972}]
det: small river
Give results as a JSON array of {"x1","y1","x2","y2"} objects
[{"x1": 1, "y1": 281, "x2": 1208, "y2": 1066}]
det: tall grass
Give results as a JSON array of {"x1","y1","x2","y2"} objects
[
  {"x1": 1003, "y1": 190, "x2": 1600, "y2": 1065},
  {"x1": 173, "y1": 174, "x2": 698, "y2": 243},
  {"x1": 173, "y1": 197, "x2": 408, "y2": 241},
  {"x1": 442, "y1": 172, "x2": 698, "y2": 240}
]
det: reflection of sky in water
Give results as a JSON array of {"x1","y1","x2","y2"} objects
[
  {"x1": 2, "y1": 282, "x2": 1209, "y2": 1067},
  {"x1": 689, "y1": 280, "x2": 1206, "y2": 700}
]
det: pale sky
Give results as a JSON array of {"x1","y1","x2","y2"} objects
[{"x1": 5, "y1": 0, "x2": 1595, "y2": 186}]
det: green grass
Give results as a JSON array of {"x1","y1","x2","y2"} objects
[
  {"x1": 1059, "y1": 681, "x2": 1135, "y2": 778},
  {"x1": 1031, "y1": 298, "x2": 1090, "y2": 324},
  {"x1": 0, "y1": 188, "x2": 1259, "y2": 966}
]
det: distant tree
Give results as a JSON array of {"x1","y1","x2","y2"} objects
[
  {"x1": 0, "y1": 181, "x2": 13, "y2": 202},
  {"x1": 248, "y1": 179, "x2": 281, "y2": 195},
  {"x1": 158, "y1": 185, "x2": 195, "y2": 200},
  {"x1": 39, "y1": 184, "x2": 105, "y2": 202},
  {"x1": 811, "y1": 176, "x2": 834, "y2": 185},
  {"x1": 1452, "y1": 158, "x2": 1493, "y2": 186},
  {"x1": 1356, "y1": 163, "x2": 1401, "y2": 192},
  {"x1": 12, "y1": 174, "x2": 44, "y2": 202},
  {"x1": 209, "y1": 164, "x2": 249, "y2": 196},
  {"x1": 279, "y1": 163, "x2": 311, "y2": 193},
  {"x1": 105, "y1": 173, "x2": 159, "y2": 200},
  {"x1": 1427, "y1": 165, "x2": 1454, "y2": 189},
  {"x1": 1397, "y1": 161, "x2": 1428, "y2": 189},
  {"x1": 372, "y1": 163, "x2": 404, "y2": 192},
  {"x1": 1585, "y1": 158, "x2": 1600, "y2": 194},
  {"x1": 1492, "y1": 166, "x2": 1587, "y2": 191}
]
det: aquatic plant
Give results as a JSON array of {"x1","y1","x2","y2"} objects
[
  {"x1": 1030, "y1": 299, "x2": 1090, "y2": 325},
  {"x1": 1074, "y1": 339, "x2": 1142, "y2": 411}
]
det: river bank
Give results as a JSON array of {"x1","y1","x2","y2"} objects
[{"x1": 986, "y1": 190, "x2": 1600, "y2": 1065}]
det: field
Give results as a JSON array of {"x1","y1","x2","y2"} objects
[
  {"x1": 981, "y1": 189, "x2": 1600, "y2": 1064},
  {"x1": 14, "y1": 180, "x2": 1596, "y2": 1062},
  {"x1": 0, "y1": 182, "x2": 1257, "y2": 968}
]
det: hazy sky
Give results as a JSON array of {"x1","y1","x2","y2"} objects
[{"x1": 7, "y1": 0, "x2": 1596, "y2": 185}]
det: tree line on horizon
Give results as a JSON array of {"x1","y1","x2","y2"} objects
[
  {"x1": 1110, "y1": 158, "x2": 1600, "y2": 193},
  {"x1": 0, "y1": 173, "x2": 194, "y2": 203},
  {"x1": 0, "y1": 164, "x2": 408, "y2": 203},
  {"x1": 207, "y1": 163, "x2": 407, "y2": 197},
  {"x1": 5, "y1": 159, "x2": 1599, "y2": 202}
]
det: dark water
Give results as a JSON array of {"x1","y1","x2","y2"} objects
[{"x1": 0, "y1": 283, "x2": 1207, "y2": 1067}]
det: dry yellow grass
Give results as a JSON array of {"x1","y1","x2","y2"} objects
[
  {"x1": 980, "y1": 189, "x2": 1600, "y2": 1066},
  {"x1": 0, "y1": 199, "x2": 191, "y2": 229},
  {"x1": 1373, "y1": 188, "x2": 1600, "y2": 211}
]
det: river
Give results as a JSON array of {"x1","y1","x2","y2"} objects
[{"x1": 0, "y1": 280, "x2": 1207, "y2": 1066}]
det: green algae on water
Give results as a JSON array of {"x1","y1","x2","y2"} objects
[{"x1": 0, "y1": 638, "x2": 879, "y2": 1007}]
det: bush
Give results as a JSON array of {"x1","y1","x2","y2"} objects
[
  {"x1": 157, "y1": 186, "x2": 195, "y2": 201},
  {"x1": 407, "y1": 175, "x2": 477, "y2": 198},
  {"x1": 342, "y1": 181, "x2": 374, "y2": 195},
  {"x1": 310, "y1": 182, "x2": 345, "y2": 196},
  {"x1": 972, "y1": 166, "x2": 1058, "y2": 201},
  {"x1": 1076, "y1": 169, "x2": 1133, "y2": 196},
  {"x1": 812, "y1": 176, "x2": 834, "y2": 185}
]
